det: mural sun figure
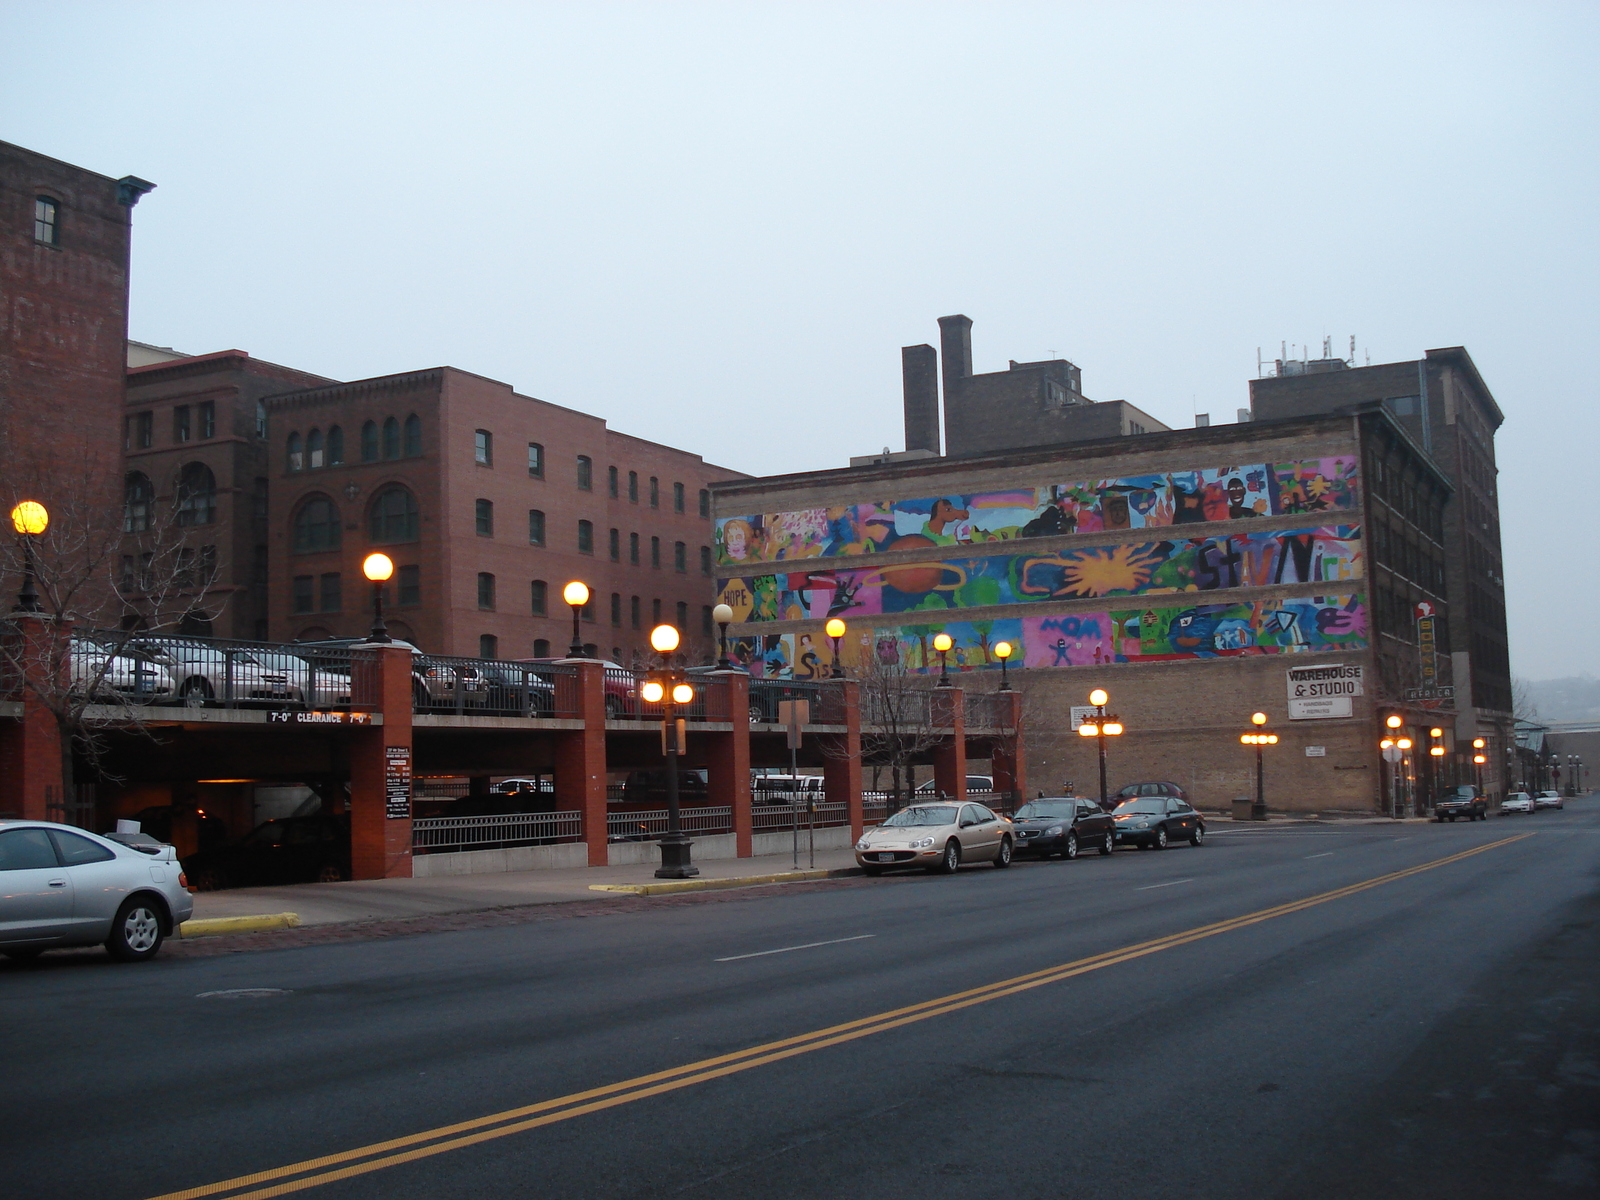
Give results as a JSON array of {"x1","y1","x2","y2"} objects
[{"x1": 1059, "y1": 544, "x2": 1163, "y2": 597}]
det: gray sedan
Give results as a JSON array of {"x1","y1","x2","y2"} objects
[{"x1": 0, "y1": 821, "x2": 194, "y2": 963}]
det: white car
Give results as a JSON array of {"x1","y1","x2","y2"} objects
[
  {"x1": 248, "y1": 649, "x2": 354, "y2": 709},
  {"x1": 854, "y1": 800, "x2": 1015, "y2": 875},
  {"x1": 1532, "y1": 789, "x2": 1565, "y2": 811},
  {"x1": 127, "y1": 638, "x2": 300, "y2": 708},
  {"x1": 1500, "y1": 792, "x2": 1536, "y2": 815},
  {"x1": 0, "y1": 820, "x2": 193, "y2": 962},
  {"x1": 70, "y1": 638, "x2": 174, "y2": 703}
]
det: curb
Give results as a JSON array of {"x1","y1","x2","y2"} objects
[
  {"x1": 588, "y1": 867, "x2": 861, "y2": 897},
  {"x1": 180, "y1": 913, "x2": 302, "y2": 939}
]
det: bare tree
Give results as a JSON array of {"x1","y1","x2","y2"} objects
[{"x1": 840, "y1": 632, "x2": 952, "y2": 813}]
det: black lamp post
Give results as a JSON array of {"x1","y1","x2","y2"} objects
[
  {"x1": 933, "y1": 632, "x2": 953, "y2": 687},
  {"x1": 713, "y1": 602, "x2": 734, "y2": 669},
  {"x1": 644, "y1": 622, "x2": 698, "y2": 879},
  {"x1": 10, "y1": 501, "x2": 48, "y2": 613},
  {"x1": 1077, "y1": 688, "x2": 1123, "y2": 810},
  {"x1": 825, "y1": 617, "x2": 846, "y2": 678},
  {"x1": 994, "y1": 639, "x2": 1014, "y2": 691},
  {"x1": 562, "y1": 581, "x2": 590, "y2": 658},
  {"x1": 1240, "y1": 711, "x2": 1278, "y2": 821},
  {"x1": 361, "y1": 552, "x2": 393, "y2": 643}
]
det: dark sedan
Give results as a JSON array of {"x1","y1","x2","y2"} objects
[
  {"x1": 1011, "y1": 797, "x2": 1116, "y2": 859},
  {"x1": 1112, "y1": 796, "x2": 1206, "y2": 849},
  {"x1": 1434, "y1": 785, "x2": 1487, "y2": 821},
  {"x1": 183, "y1": 814, "x2": 349, "y2": 890}
]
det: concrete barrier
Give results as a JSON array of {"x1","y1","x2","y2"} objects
[{"x1": 179, "y1": 913, "x2": 301, "y2": 939}]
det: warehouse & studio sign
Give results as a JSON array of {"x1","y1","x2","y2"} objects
[{"x1": 1286, "y1": 662, "x2": 1362, "y2": 720}]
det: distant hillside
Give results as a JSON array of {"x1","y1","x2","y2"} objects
[{"x1": 1518, "y1": 676, "x2": 1600, "y2": 724}]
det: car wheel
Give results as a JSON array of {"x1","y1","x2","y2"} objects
[
  {"x1": 1153, "y1": 826, "x2": 1169, "y2": 850},
  {"x1": 179, "y1": 678, "x2": 212, "y2": 708},
  {"x1": 1190, "y1": 824, "x2": 1205, "y2": 847},
  {"x1": 105, "y1": 896, "x2": 165, "y2": 962},
  {"x1": 1062, "y1": 832, "x2": 1079, "y2": 860},
  {"x1": 2, "y1": 947, "x2": 44, "y2": 963},
  {"x1": 191, "y1": 866, "x2": 228, "y2": 892},
  {"x1": 316, "y1": 863, "x2": 345, "y2": 884},
  {"x1": 930, "y1": 839, "x2": 961, "y2": 874},
  {"x1": 604, "y1": 696, "x2": 624, "y2": 719},
  {"x1": 861, "y1": 864, "x2": 885, "y2": 877},
  {"x1": 749, "y1": 702, "x2": 766, "y2": 722},
  {"x1": 1099, "y1": 832, "x2": 1114, "y2": 856},
  {"x1": 993, "y1": 837, "x2": 1013, "y2": 869}
]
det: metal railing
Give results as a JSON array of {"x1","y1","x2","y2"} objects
[
  {"x1": 412, "y1": 810, "x2": 582, "y2": 852},
  {"x1": 606, "y1": 806, "x2": 733, "y2": 840},
  {"x1": 965, "y1": 692, "x2": 1016, "y2": 732},
  {"x1": 749, "y1": 679, "x2": 824, "y2": 724},
  {"x1": 751, "y1": 802, "x2": 849, "y2": 831},
  {"x1": 411, "y1": 656, "x2": 578, "y2": 718}
]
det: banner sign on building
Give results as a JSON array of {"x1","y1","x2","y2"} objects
[
  {"x1": 1415, "y1": 601, "x2": 1438, "y2": 688},
  {"x1": 1286, "y1": 662, "x2": 1364, "y2": 700},
  {"x1": 384, "y1": 745, "x2": 411, "y2": 820}
]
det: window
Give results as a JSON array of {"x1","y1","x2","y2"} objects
[
  {"x1": 292, "y1": 496, "x2": 341, "y2": 553},
  {"x1": 630, "y1": 595, "x2": 641, "y2": 629},
  {"x1": 327, "y1": 425, "x2": 344, "y2": 465},
  {"x1": 307, "y1": 428, "x2": 324, "y2": 469},
  {"x1": 198, "y1": 401, "x2": 216, "y2": 440},
  {"x1": 528, "y1": 509, "x2": 546, "y2": 546},
  {"x1": 649, "y1": 476, "x2": 659, "y2": 508},
  {"x1": 404, "y1": 414, "x2": 423, "y2": 457},
  {"x1": 629, "y1": 532, "x2": 640, "y2": 565},
  {"x1": 578, "y1": 519, "x2": 594, "y2": 554},
  {"x1": 382, "y1": 416, "x2": 400, "y2": 460},
  {"x1": 319, "y1": 573, "x2": 342, "y2": 613},
  {"x1": 530, "y1": 579, "x2": 548, "y2": 615},
  {"x1": 611, "y1": 592, "x2": 622, "y2": 627},
  {"x1": 676, "y1": 601, "x2": 688, "y2": 628},
  {"x1": 174, "y1": 406, "x2": 191, "y2": 443},
  {"x1": 475, "y1": 499, "x2": 494, "y2": 536},
  {"x1": 135, "y1": 410, "x2": 153, "y2": 449},
  {"x1": 628, "y1": 471, "x2": 639, "y2": 502},
  {"x1": 608, "y1": 465, "x2": 619, "y2": 497},
  {"x1": 479, "y1": 634, "x2": 499, "y2": 660},
  {"x1": 398, "y1": 564, "x2": 421, "y2": 606},
  {"x1": 609, "y1": 528, "x2": 620, "y2": 561},
  {"x1": 699, "y1": 488, "x2": 710, "y2": 518},
  {"x1": 175, "y1": 547, "x2": 196, "y2": 588},
  {"x1": 123, "y1": 473, "x2": 153, "y2": 533},
  {"x1": 33, "y1": 197, "x2": 59, "y2": 246},
  {"x1": 652, "y1": 598, "x2": 662, "y2": 625},
  {"x1": 651, "y1": 536, "x2": 661, "y2": 568},
  {"x1": 527, "y1": 442, "x2": 544, "y2": 477},
  {"x1": 361, "y1": 420, "x2": 379, "y2": 462},
  {"x1": 286, "y1": 431, "x2": 303, "y2": 472},
  {"x1": 256, "y1": 400, "x2": 267, "y2": 439},
  {"x1": 293, "y1": 575, "x2": 314, "y2": 614},
  {"x1": 370, "y1": 486, "x2": 420, "y2": 543},
  {"x1": 49, "y1": 829, "x2": 114, "y2": 865},
  {"x1": 700, "y1": 545, "x2": 712, "y2": 576},
  {"x1": 475, "y1": 429, "x2": 493, "y2": 465},
  {"x1": 674, "y1": 541, "x2": 687, "y2": 573},
  {"x1": 176, "y1": 463, "x2": 217, "y2": 526},
  {"x1": 477, "y1": 572, "x2": 496, "y2": 610},
  {"x1": 577, "y1": 455, "x2": 593, "y2": 491},
  {"x1": 673, "y1": 482, "x2": 685, "y2": 513},
  {"x1": 533, "y1": 638, "x2": 551, "y2": 658},
  {"x1": 701, "y1": 606, "x2": 713, "y2": 636}
]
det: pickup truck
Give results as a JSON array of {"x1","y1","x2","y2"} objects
[{"x1": 1434, "y1": 785, "x2": 1487, "y2": 822}]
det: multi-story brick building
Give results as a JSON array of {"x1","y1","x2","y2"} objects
[{"x1": 264, "y1": 366, "x2": 744, "y2": 660}]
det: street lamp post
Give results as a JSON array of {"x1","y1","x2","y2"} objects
[
  {"x1": 933, "y1": 632, "x2": 953, "y2": 686},
  {"x1": 1427, "y1": 726, "x2": 1446, "y2": 815},
  {"x1": 1472, "y1": 737, "x2": 1487, "y2": 795},
  {"x1": 1241, "y1": 711, "x2": 1278, "y2": 821},
  {"x1": 993, "y1": 640, "x2": 1014, "y2": 692},
  {"x1": 713, "y1": 603, "x2": 734, "y2": 669},
  {"x1": 562, "y1": 581, "x2": 590, "y2": 658},
  {"x1": 10, "y1": 500, "x2": 48, "y2": 613},
  {"x1": 360, "y1": 553, "x2": 394, "y2": 642},
  {"x1": 824, "y1": 617, "x2": 846, "y2": 678},
  {"x1": 1077, "y1": 688, "x2": 1123, "y2": 810},
  {"x1": 643, "y1": 622, "x2": 698, "y2": 879}
]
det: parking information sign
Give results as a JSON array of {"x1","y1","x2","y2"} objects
[
  {"x1": 1286, "y1": 663, "x2": 1362, "y2": 720},
  {"x1": 385, "y1": 745, "x2": 412, "y2": 820}
]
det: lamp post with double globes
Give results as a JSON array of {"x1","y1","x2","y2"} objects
[
  {"x1": 360, "y1": 553, "x2": 394, "y2": 642},
  {"x1": 10, "y1": 500, "x2": 48, "y2": 613},
  {"x1": 642, "y1": 622, "x2": 698, "y2": 879},
  {"x1": 824, "y1": 618, "x2": 846, "y2": 678},
  {"x1": 1472, "y1": 737, "x2": 1487, "y2": 795},
  {"x1": 1077, "y1": 688, "x2": 1123, "y2": 810},
  {"x1": 562, "y1": 581, "x2": 590, "y2": 658},
  {"x1": 1241, "y1": 712, "x2": 1279, "y2": 821}
]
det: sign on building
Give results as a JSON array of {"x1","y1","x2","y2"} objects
[
  {"x1": 384, "y1": 745, "x2": 412, "y2": 820},
  {"x1": 1289, "y1": 696, "x2": 1353, "y2": 720},
  {"x1": 1415, "y1": 602, "x2": 1438, "y2": 689},
  {"x1": 1069, "y1": 705, "x2": 1099, "y2": 730},
  {"x1": 1286, "y1": 663, "x2": 1361, "y2": 719}
]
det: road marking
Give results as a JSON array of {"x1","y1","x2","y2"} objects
[
  {"x1": 145, "y1": 832, "x2": 1533, "y2": 1200},
  {"x1": 716, "y1": 934, "x2": 876, "y2": 962},
  {"x1": 1137, "y1": 878, "x2": 1193, "y2": 890},
  {"x1": 1305, "y1": 852, "x2": 1334, "y2": 859}
]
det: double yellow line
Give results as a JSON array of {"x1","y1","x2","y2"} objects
[{"x1": 150, "y1": 833, "x2": 1530, "y2": 1200}]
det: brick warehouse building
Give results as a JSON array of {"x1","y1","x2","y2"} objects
[
  {"x1": 264, "y1": 366, "x2": 745, "y2": 660},
  {"x1": 712, "y1": 316, "x2": 1504, "y2": 814}
]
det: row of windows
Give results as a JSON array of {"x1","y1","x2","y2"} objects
[
  {"x1": 292, "y1": 565, "x2": 422, "y2": 614},
  {"x1": 471, "y1": 431, "x2": 711, "y2": 516},
  {"x1": 119, "y1": 546, "x2": 215, "y2": 592},
  {"x1": 476, "y1": 624, "x2": 713, "y2": 662},
  {"x1": 125, "y1": 403, "x2": 217, "y2": 452},
  {"x1": 287, "y1": 415, "x2": 422, "y2": 472},
  {"x1": 292, "y1": 487, "x2": 419, "y2": 551},
  {"x1": 124, "y1": 466, "x2": 217, "y2": 530}
]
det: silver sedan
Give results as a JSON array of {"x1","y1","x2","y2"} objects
[
  {"x1": 0, "y1": 821, "x2": 194, "y2": 963},
  {"x1": 854, "y1": 801, "x2": 1015, "y2": 874}
]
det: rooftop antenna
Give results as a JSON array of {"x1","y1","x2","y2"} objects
[{"x1": 1349, "y1": 335, "x2": 1356, "y2": 365}]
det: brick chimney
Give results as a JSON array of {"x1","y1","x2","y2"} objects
[
  {"x1": 937, "y1": 314, "x2": 973, "y2": 411},
  {"x1": 901, "y1": 343, "x2": 940, "y2": 455}
]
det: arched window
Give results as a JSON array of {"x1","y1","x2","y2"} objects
[
  {"x1": 327, "y1": 425, "x2": 344, "y2": 465},
  {"x1": 123, "y1": 472, "x2": 153, "y2": 533},
  {"x1": 404, "y1": 414, "x2": 423, "y2": 458},
  {"x1": 361, "y1": 420, "x2": 379, "y2": 462},
  {"x1": 176, "y1": 463, "x2": 217, "y2": 527},
  {"x1": 292, "y1": 495, "x2": 341, "y2": 553},
  {"x1": 287, "y1": 432, "x2": 303, "y2": 472},
  {"x1": 307, "y1": 428, "x2": 324, "y2": 469},
  {"x1": 382, "y1": 416, "x2": 400, "y2": 460},
  {"x1": 370, "y1": 485, "x2": 420, "y2": 544}
]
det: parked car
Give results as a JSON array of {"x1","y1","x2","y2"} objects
[
  {"x1": 1533, "y1": 789, "x2": 1565, "y2": 811},
  {"x1": 914, "y1": 775, "x2": 996, "y2": 797},
  {"x1": 854, "y1": 800, "x2": 1014, "y2": 874},
  {"x1": 1010, "y1": 797, "x2": 1116, "y2": 859},
  {"x1": 125, "y1": 638, "x2": 300, "y2": 709},
  {"x1": 522, "y1": 658, "x2": 635, "y2": 718},
  {"x1": 295, "y1": 637, "x2": 489, "y2": 710},
  {"x1": 1112, "y1": 795, "x2": 1206, "y2": 849},
  {"x1": 621, "y1": 768, "x2": 710, "y2": 807},
  {"x1": 1109, "y1": 781, "x2": 1192, "y2": 812},
  {"x1": 0, "y1": 820, "x2": 193, "y2": 962},
  {"x1": 248, "y1": 649, "x2": 353, "y2": 708},
  {"x1": 1499, "y1": 792, "x2": 1536, "y2": 815},
  {"x1": 183, "y1": 814, "x2": 350, "y2": 890},
  {"x1": 69, "y1": 638, "x2": 174, "y2": 703},
  {"x1": 1435, "y1": 786, "x2": 1487, "y2": 821},
  {"x1": 130, "y1": 805, "x2": 229, "y2": 852},
  {"x1": 475, "y1": 662, "x2": 557, "y2": 716}
]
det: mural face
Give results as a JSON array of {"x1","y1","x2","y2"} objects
[
  {"x1": 720, "y1": 526, "x2": 1363, "y2": 622},
  {"x1": 717, "y1": 456, "x2": 1360, "y2": 566}
]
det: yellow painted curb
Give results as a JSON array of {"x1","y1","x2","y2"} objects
[
  {"x1": 589, "y1": 868, "x2": 849, "y2": 897},
  {"x1": 179, "y1": 912, "x2": 302, "y2": 939}
]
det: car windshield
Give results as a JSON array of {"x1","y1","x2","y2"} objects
[
  {"x1": 1113, "y1": 800, "x2": 1167, "y2": 815},
  {"x1": 1015, "y1": 802, "x2": 1079, "y2": 819},
  {"x1": 882, "y1": 805, "x2": 959, "y2": 827},
  {"x1": 1539, "y1": 791, "x2": 1558, "y2": 797},
  {"x1": 251, "y1": 653, "x2": 312, "y2": 672}
]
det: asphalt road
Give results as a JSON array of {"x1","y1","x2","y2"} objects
[{"x1": 4, "y1": 801, "x2": 1597, "y2": 1200}]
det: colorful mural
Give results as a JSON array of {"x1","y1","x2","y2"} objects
[
  {"x1": 716, "y1": 456, "x2": 1360, "y2": 566},
  {"x1": 719, "y1": 525, "x2": 1363, "y2": 623},
  {"x1": 732, "y1": 594, "x2": 1366, "y2": 678}
]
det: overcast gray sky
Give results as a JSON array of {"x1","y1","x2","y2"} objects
[{"x1": 4, "y1": 1, "x2": 1595, "y2": 681}]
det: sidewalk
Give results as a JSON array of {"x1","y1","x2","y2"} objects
[{"x1": 189, "y1": 846, "x2": 862, "y2": 928}]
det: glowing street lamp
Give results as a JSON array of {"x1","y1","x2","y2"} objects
[
  {"x1": 932, "y1": 632, "x2": 954, "y2": 687},
  {"x1": 824, "y1": 617, "x2": 846, "y2": 678},
  {"x1": 644, "y1": 621, "x2": 697, "y2": 879},
  {"x1": 993, "y1": 640, "x2": 1014, "y2": 692},
  {"x1": 1079, "y1": 687, "x2": 1122, "y2": 809},
  {"x1": 562, "y1": 580, "x2": 591, "y2": 658},
  {"x1": 361, "y1": 552, "x2": 394, "y2": 643},
  {"x1": 712, "y1": 603, "x2": 734, "y2": 669},
  {"x1": 1238, "y1": 711, "x2": 1277, "y2": 820},
  {"x1": 10, "y1": 500, "x2": 48, "y2": 613}
]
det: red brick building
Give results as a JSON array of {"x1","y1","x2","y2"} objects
[{"x1": 265, "y1": 367, "x2": 744, "y2": 660}]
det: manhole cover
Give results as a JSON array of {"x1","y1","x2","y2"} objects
[{"x1": 195, "y1": 988, "x2": 294, "y2": 999}]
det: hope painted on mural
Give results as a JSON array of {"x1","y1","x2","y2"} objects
[
  {"x1": 731, "y1": 595, "x2": 1366, "y2": 678},
  {"x1": 717, "y1": 525, "x2": 1363, "y2": 623},
  {"x1": 716, "y1": 456, "x2": 1360, "y2": 567}
]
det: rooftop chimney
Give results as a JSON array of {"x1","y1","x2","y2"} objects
[
  {"x1": 901, "y1": 344, "x2": 941, "y2": 455},
  {"x1": 937, "y1": 314, "x2": 973, "y2": 409}
]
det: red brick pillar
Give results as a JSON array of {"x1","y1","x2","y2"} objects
[
  {"x1": 0, "y1": 614, "x2": 66, "y2": 821},
  {"x1": 989, "y1": 691, "x2": 1027, "y2": 811},
  {"x1": 707, "y1": 671, "x2": 753, "y2": 857},
  {"x1": 931, "y1": 687, "x2": 968, "y2": 804},
  {"x1": 349, "y1": 644, "x2": 415, "y2": 880},
  {"x1": 820, "y1": 679, "x2": 864, "y2": 838},
  {"x1": 558, "y1": 661, "x2": 610, "y2": 867}
]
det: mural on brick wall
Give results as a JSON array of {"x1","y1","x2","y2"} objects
[
  {"x1": 717, "y1": 525, "x2": 1363, "y2": 623},
  {"x1": 732, "y1": 594, "x2": 1367, "y2": 678},
  {"x1": 716, "y1": 456, "x2": 1360, "y2": 566}
]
